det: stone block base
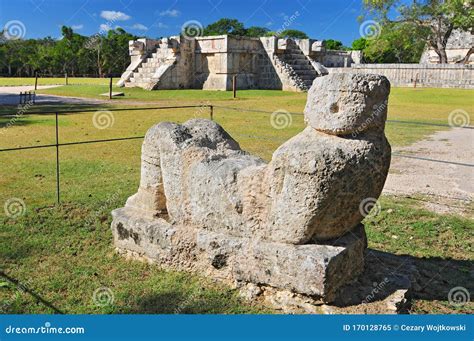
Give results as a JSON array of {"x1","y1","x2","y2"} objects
[{"x1": 111, "y1": 207, "x2": 366, "y2": 303}]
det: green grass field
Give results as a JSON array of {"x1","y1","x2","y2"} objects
[{"x1": 0, "y1": 83, "x2": 472, "y2": 314}]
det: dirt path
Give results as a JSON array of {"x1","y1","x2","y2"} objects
[{"x1": 383, "y1": 127, "x2": 474, "y2": 214}]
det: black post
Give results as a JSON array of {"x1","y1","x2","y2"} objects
[
  {"x1": 19, "y1": 92, "x2": 22, "y2": 105},
  {"x1": 232, "y1": 75, "x2": 237, "y2": 99},
  {"x1": 55, "y1": 112, "x2": 60, "y2": 204},
  {"x1": 109, "y1": 76, "x2": 113, "y2": 99},
  {"x1": 34, "y1": 73, "x2": 38, "y2": 90},
  {"x1": 209, "y1": 105, "x2": 214, "y2": 121}
]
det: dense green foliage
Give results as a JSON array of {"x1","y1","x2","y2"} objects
[
  {"x1": 324, "y1": 39, "x2": 346, "y2": 50},
  {"x1": 362, "y1": 0, "x2": 474, "y2": 63},
  {"x1": 0, "y1": 26, "x2": 136, "y2": 77},
  {"x1": 357, "y1": 22, "x2": 429, "y2": 63},
  {"x1": 203, "y1": 18, "x2": 247, "y2": 36},
  {"x1": 202, "y1": 18, "x2": 309, "y2": 39}
]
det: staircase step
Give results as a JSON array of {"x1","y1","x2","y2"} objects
[
  {"x1": 285, "y1": 60, "x2": 311, "y2": 66},
  {"x1": 285, "y1": 53, "x2": 306, "y2": 60},
  {"x1": 291, "y1": 64, "x2": 314, "y2": 70}
]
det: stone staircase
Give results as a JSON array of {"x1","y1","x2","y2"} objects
[
  {"x1": 275, "y1": 40, "x2": 319, "y2": 91},
  {"x1": 125, "y1": 52, "x2": 176, "y2": 90}
]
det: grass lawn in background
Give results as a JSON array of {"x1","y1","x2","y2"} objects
[{"x1": 36, "y1": 85, "x2": 474, "y2": 147}]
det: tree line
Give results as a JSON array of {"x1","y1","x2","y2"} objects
[
  {"x1": 0, "y1": 26, "x2": 137, "y2": 77},
  {"x1": 1, "y1": 1, "x2": 471, "y2": 78}
]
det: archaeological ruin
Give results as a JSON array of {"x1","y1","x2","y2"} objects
[
  {"x1": 117, "y1": 35, "x2": 360, "y2": 91},
  {"x1": 111, "y1": 73, "x2": 399, "y2": 311}
]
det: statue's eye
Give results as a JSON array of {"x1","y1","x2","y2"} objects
[{"x1": 329, "y1": 102, "x2": 339, "y2": 114}]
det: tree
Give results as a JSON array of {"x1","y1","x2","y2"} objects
[
  {"x1": 200, "y1": 18, "x2": 309, "y2": 38},
  {"x1": 203, "y1": 18, "x2": 246, "y2": 36},
  {"x1": 324, "y1": 39, "x2": 344, "y2": 50},
  {"x1": 278, "y1": 29, "x2": 308, "y2": 39},
  {"x1": 351, "y1": 21, "x2": 429, "y2": 63},
  {"x1": 245, "y1": 26, "x2": 270, "y2": 37},
  {"x1": 363, "y1": 0, "x2": 474, "y2": 63},
  {"x1": 351, "y1": 37, "x2": 369, "y2": 51},
  {"x1": 0, "y1": 25, "x2": 136, "y2": 77},
  {"x1": 101, "y1": 28, "x2": 136, "y2": 75},
  {"x1": 365, "y1": 21, "x2": 429, "y2": 63}
]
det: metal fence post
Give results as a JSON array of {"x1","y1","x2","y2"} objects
[
  {"x1": 209, "y1": 105, "x2": 214, "y2": 121},
  {"x1": 55, "y1": 112, "x2": 60, "y2": 204},
  {"x1": 109, "y1": 76, "x2": 113, "y2": 99}
]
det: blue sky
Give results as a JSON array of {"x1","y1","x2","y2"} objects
[{"x1": 0, "y1": 0, "x2": 367, "y2": 45}]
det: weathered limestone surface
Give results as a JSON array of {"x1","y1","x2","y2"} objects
[
  {"x1": 112, "y1": 209, "x2": 366, "y2": 302},
  {"x1": 111, "y1": 73, "x2": 392, "y2": 305},
  {"x1": 304, "y1": 73, "x2": 390, "y2": 135}
]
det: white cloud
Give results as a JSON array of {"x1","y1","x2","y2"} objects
[
  {"x1": 99, "y1": 24, "x2": 112, "y2": 32},
  {"x1": 132, "y1": 23, "x2": 148, "y2": 30},
  {"x1": 100, "y1": 10, "x2": 131, "y2": 21},
  {"x1": 159, "y1": 9, "x2": 180, "y2": 17},
  {"x1": 71, "y1": 24, "x2": 83, "y2": 30},
  {"x1": 265, "y1": 21, "x2": 273, "y2": 27},
  {"x1": 157, "y1": 22, "x2": 168, "y2": 28}
]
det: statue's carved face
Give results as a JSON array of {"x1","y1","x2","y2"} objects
[{"x1": 304, "y1": 74, "x2": 390, "y2": 136}]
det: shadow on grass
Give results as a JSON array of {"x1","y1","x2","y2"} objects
[
  {"x1": 0, "y1": 103, "x2": 113, "y2": 117},
  {"x1": 0, "y1": 102, "x2": 115, "y2": 129},
  {"x1": 0, "y1": 271, "x2": 64, "y2": 314},
  {"x1": 122, "y1": 290, "x2": 243, "y2": 314},
  {"x1": 334, "y1": 249, "x2": 473, "y2": 313}
]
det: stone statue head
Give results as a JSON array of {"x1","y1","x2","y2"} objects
[{"x1": 304, "y1": 73, "x2": 390, "y2": 136}]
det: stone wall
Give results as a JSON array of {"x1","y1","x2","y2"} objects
[
  {"x1": 119, "y1": 35, "x2": 360, "y2": 91},
  {"x1": 329, "y1": 64, "x2": 474, "y2": 89}
]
